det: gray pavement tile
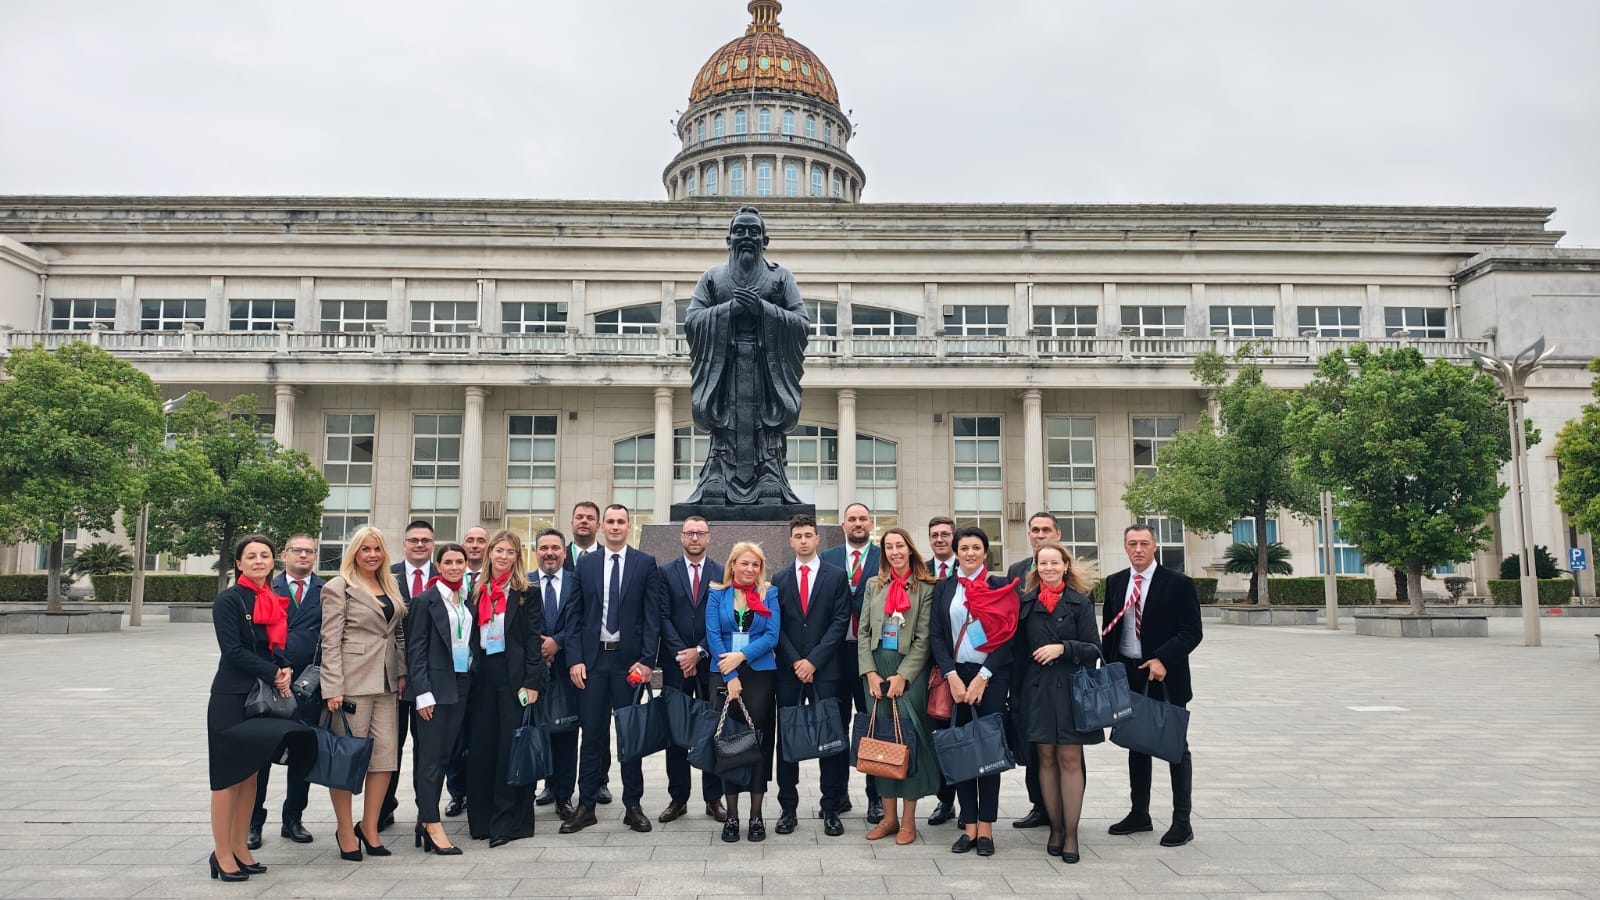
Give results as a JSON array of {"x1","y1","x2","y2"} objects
[
  {"x1": 1241, "y1": 874, "x2": 1381, "y2": 892},
  {"x1": 762, "y1": 876, "x2": 885, "y2": 894},
  {"x1": 1482, "y1": 870, "x2": 1600, "y2": 891},
  {"x1": 380, "y1": 878, "x2": 521, "y2": 897},
  {"x1": 508, "y1": 875, "x2": 644, "y2": 895},
  {"x1": 251, "y1": 879, "x2": 402, "y2": 898}
]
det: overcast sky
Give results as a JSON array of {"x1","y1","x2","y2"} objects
[{"x1": 3, "y1": 0, "x2": 1596, "y2": 245}]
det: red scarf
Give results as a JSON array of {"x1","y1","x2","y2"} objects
[
  {"x1": 958, "y1": 576, "x2": 1020, "y2": 652},
  {"x1": 425, "y1": 574, "x2": 464, "y2": 598},
  {"x1": 737, "y1": 582, "x2": 772, "y2": 617},
  {"x1": 478, "y1": 568, "x2": 511, "y2": 626},
  {"x1": 883, "y1": 570, "x2": 912, "y2": 618},
  {"x1": 237, "y1": 574, "x2": 289, "y2": 652},
  {"x1": 1037, "y1": 582, "x2": 1064, "y2": 615}
]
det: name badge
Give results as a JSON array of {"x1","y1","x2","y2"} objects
[
  {"x1": 965, "y1": 619, "x2": 987, "y2": 652},
  {"x1": 881, "y1": 620, "x2": 899, "y2": 651},
  {"x1": 731, "y1": 631, "x2": 751, "y2": 653},
  {"x1": 452, "y1": 643, "x2": 471, "y2": 673},
  {"x1": 484, "y1": 619, "x2": 505, "y2": 655}
]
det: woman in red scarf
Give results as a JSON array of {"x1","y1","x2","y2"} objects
[
  {"x1": 403, "y1": 543, "x2": 474, "y2": 855},
  {"x1": 1018, "y1": 540, "x2": 1102, "y2": 864},
  {"x1": 857, "y1": 527, "x2": 940, "y2": 844},
  {"x1": 205, "y1": 534, "x2": 315, "y2": 882},
  {"x1": 705, "y1": 541, "x2": 782, "y2": 843}
]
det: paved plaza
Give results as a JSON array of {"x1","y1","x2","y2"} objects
[{"x1": 0, "y1": 612, "x2": 1596, "y2": 899}]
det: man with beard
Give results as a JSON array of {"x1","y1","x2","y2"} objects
[
  {"x1": 558, "y1": 501, "x2": 611, "y2": 804},
  {"x1": 821, "y1": 502, "x2": 883, "y2": 824}
]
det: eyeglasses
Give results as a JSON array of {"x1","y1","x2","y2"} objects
[
  {"x1": 404, "y1": 537, "x2": 434, "y2": 545},
  {"x1": 681, "y1": 530, "x2": 709, "y2": 538},
  {"x1": 285, "y1": 548, "x2": 316, "y2": 555}
]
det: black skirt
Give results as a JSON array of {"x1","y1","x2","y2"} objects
[{"x1": 207, "y1": 692, "x2": 316, "y2": 791}]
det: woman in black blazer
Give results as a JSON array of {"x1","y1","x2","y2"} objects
[
  {"x1": 465, "y1": 530, "x2": 549, "y2": 847},
  {"x1": 1017, "y1": 540, "x2": 1102, "y2": 864},
  {"x1": 405, "y1": 543, "x2": 475, "y2": 855},
  {"x1": 927, "y1": 526, "x2": 1019, "y2": 857},
  {"x1": 206, "y1": 534, "x2": 315, "y2": 883}
]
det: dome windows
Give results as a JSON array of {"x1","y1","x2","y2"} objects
[
  {"x1": 805, "y1": 115, "x2": 816, "y2": 139},
  {"x1": 758, "y1": 108, "x2": 771, "y2": 133},
  {"x1": 713, "y1": 113, "x2": 724, "y2": 140},
  {"x1": 729, "y1": 161, "x2": 745, "y2": 196},
  {"x1": 756, "y1": 161, "x2": 773, "y2": 196},
  {"x1": 784, "y1": 163, "x2": 800, "y2": 197},
  {"x1": 704, "y1": 166, "x2": 718, "y2": 197}
]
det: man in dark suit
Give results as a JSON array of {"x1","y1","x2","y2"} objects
[
  {"x1": 924, "y1": 515, "x2": 958, "y2": 827},
  {"x1": 557, "y1": 501, "x2": 612, "y2": 805},
  {"x1": 530, "y1": 528, "x2": 582, "y2": 821},
  {"x1": 1102, "y1": 523, "x2": 1204, "y2": 848},
  {"x1": 248, "y1": 533, "x2": 324, "y2": 849},
  {"x1": 1003, "y1": 511, "x2": 1063, "y2": 830},
  {"x1": 773, "y1": 514, "x2": 852, "y2": 836},
  {"x1": 380, "y1": 518, "x2": 437, "y2": 831},
  {"x1": 558, "y1": 503, "x2": 664, "y2": 835},
  {"x1": 656, "y1": 516, "x2": 727, "y2": 824},
  {"x1": 819, "y1": 501, "x2": 883, "y2": 823}
]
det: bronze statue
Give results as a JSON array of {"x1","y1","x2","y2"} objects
[{"x1": 674, "y1": 206, "x2": 813, "y2": 517}]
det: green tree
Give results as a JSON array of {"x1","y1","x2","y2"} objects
[
  {"x1": 1289, "y1": 345, "x2": 1512, "y2": 614},
  {"x1": 1222, "y1": 541, "x2": 1293, "y2": 601},
  {"x1": 1498, "y1": 546, "x2": 1560, "y2": 580},
  {"x1": 0, "y1": 343, "x2": 163, "y2": 610},
  {"x1": 66, "y1": 541, "x2": 135, "y2": 578},
  {"x1": 144, "y1": 392, "x2": 329, "y2": 589},
  {"x1": 1124, "y1": 350, "x2": 1317, "y2": 602},
  {"x1": 1554, "y1": 357, "x2": 1600, "y2": 535}
]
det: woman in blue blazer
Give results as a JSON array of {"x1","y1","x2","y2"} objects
[{"x1": 705, "y1": 541, "x2": 782, "y2": 844}]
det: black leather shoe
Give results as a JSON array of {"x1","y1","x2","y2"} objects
[
  {"x1": 558, "y1": 805, "x2": 597, "y2": 834},
  {"x1": 927, "y1": 801, "x2": 955, "y2": 826},
  {"x1": 595, "y1": 785, "x2": 613, "y2": 804},
  {"x1": 208, "y1": 852, "x2": 249, "y2": 882},
  {"x1": 535, "y1": 787, "x2": 556, "y2": 806},
  {"x1": 1062, "y1": 850, "x2": 1081, "y2": 864},
  {"x1": 721, "y1": 818, "x2": 740, "y2": 842},
  {"x1": 336, "y1": 832, "x2": 362, "y2": 862},
  {"x1": 444, "y1": 796, "x2": 467, "y2": 817},
  {"x1": 555, "y1": 798, "x2": 577, "y2": 822},
  {"x1": 233, "y1": 857, "x2": 266, "y2": 875},
  {"x1": 281, "y1": 820, "x2": 314, "y2": 843},
  {"x1": 974, "y1": 835, "x2": 995, "y2": 857},
  {"x1": 355, "y1": 822, "x2": 391, "y2": 857},
  {"x1": 705, "y1": 800, "x2": 728, "y2": 823},
  {"x1": 866, "y1": 799, "x2": 885, "y2": 825},
  {"x1": 622, "y1": 805, "x2": 653, "y2": 833},
  {"x1": 775, "y1": 810, "x2": 797, "y2": 834},
  {"x1": 658, "y1": 801, "x2": 688, "y2": 823},
  {"x1": 1160, "y1": 821, "x2": 1194, "y2": 847},
  {"x1": 1108, "y1": 812, "x2": 1154, "y2": 836},
  {"x1": 490, "y1": 836, "x2": 519, "y2": 848},
  {"x1": 1012, "y1": 805, "x2": 1048, "y2": 829},
  {"x1": 747, "y1": 816, "x2": 766, "y2": 842},
  {"x1": 822, "y1": 812, "x2": 844, "y2": 836},
  {"x1": 951, "y1": 833, "x2": 973, "y2": 854},
  {"x1": 246, "y1": 822, "x2": 263, "y2": 851},
  {"x1": 838, "y1": 798, "x2": 853, "y2": 814}
]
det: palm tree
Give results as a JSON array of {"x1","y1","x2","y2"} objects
[
  {"x1": 1223, "y1": 541, "x2": 1292, "y2": 603},
  {"x1": 65, "y1": 541, "x2": 134, "y2": 579}
]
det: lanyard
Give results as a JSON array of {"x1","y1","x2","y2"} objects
[{"x1": 449, "y1": 589, "x2": 468, "y2": 641}]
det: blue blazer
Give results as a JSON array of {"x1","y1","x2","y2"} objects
[
  {"x1": 704, "y1": 584, "x2": 781, "y2": 683},
  {"x1": 658, "y1": 556, "x2": 725, "y2": 666},
  {"x1": 570, "y1": 546, "x2": 665, "y2": 670},
  {"x1": 271, "y1": 572, "x2": 325, "y2": 675},
  {"x1": 819, "y1": 542, "x2": 882, "y2": 626}
]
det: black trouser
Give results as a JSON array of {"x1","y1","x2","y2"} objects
[
  {"x1": 833, "y1": 641, "x2": 879, "y2": 803},
  {"x1": 252, "y1": 700, "x2": 316, "y2": 825},
  {"x1": 380, "y1": 697, "x2": 412, "y2": 819},
  {"x1": 466, "y1": 654, "x2": 534, "y2": 840},
  {"x1": 577, "y1": 648, "x2": 645, "y2": 808},
  {"x1": 951, "y1": 662, "x2": 1008, "y2": 825},
  {"x1": 412, "y1": 674, "x2": 470, "y2": 823},
  {"x1": 1118, "y1": 654, "x2": 1193, "y2": 822},
  {"x1": 775, "y1": 675, "x2": 847, "y2": 814},
  {"x1": 662, "y1": 660, "x2": 723, "y2": 805},
  {"x1": 443, "y1": 700, "x2": 469, "y2": 802}
]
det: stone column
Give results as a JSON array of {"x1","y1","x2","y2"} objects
[
  {"x1": 460, "y1": 387, "x2": 488, "y2": 535},
  {"x1": 654, "y1": 388, "x2": 675, "y2": 520},
  {"x1": 1021, "y1": 389, "x2": 1045, "y2": 516},
  {"x1": 837, "y1": 389, "x2": 858, "y2": 508},
  {"x1": 273, "y1": 385, "x2": 298, "y2": 449}
]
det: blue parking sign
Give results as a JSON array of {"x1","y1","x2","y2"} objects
[{"x1": 1569, "y1": 547, "x2": 1587, "y2": 572}]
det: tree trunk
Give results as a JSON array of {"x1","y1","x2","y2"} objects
[
  {"x1": 46, "y1": 534, "x2": 64, "y2": 613},
  {"x1": 1253, "y1": 507, "x2": 1270, "y2": 605},
  {"x1": 216, "y1": 524, "x2": 236, "y2": 592},
  {"x1": 1407, "y1": 559, "x2": 1426, "y2": 616},
  {"x1": 1393, "y1": 568, "x2": 1408, "y2": 608}
]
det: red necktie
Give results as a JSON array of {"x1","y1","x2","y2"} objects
[
  {"x1": 1131, "y1": 573, "x2": 1145, "y2": 638},
  {"x1": 411, "y1": 568, "x2": 423, "y2": 598},
  {"x1": 799, "y1": 564, "x2": 810, "y2": 615},
  {"x1": 938, "y1": 561, "x2": 948, "y2": 580},
  {"x1": 850, "y1": 549, "x2": 862, "y2": 586},
  {"x1": 690, "y1": 563, "x2": 701, "y2": 607},
  {"x1": 291, "y1": 580, "x2": 304, "y2": 609}
]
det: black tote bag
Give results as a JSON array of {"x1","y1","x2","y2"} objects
[
  {"x1": 615, "y1": 683, "x2": 670, "y2": 764},
  {"x1": 778, "y1": 685, "x2": 845, "y2": 763},
  {"x1": 660, "y1": 685, "x2": 704, "y2": 749},
  {"x1": 1070, "y1": 648, "x2": 1135, "y2": 732},
  {"x1": 304, "y1": 710, "x2": 373, "y2": 794},
  {"x1": 1110, "y1": 680, "x2": 1190, "y2": 764},
  {"x1": 684, "y1": 698, "x2": 723, "y2": 772},
  {"x1": 534, "y1": 674, "x2": 580, "y2": 734},
  {"x1": 931, "y1": 709, "x2": 1015, "y2": 784},
  {"x1": 507, "y1": 706, "x2": 553, "y2": 787}
]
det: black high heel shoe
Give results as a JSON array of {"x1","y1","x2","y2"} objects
[
  {"x1": 419, "y1": 825, "x2": 463, "y2": 856},
  {"x1": 233, "y1": 856, "x2": 267, "y2": 874},
  {"x1": 1046, "y1": 827, "x2": 1064, "y2": 857},
  {"x1": 208, "y1": 852, "x2": 249, "y2": 882},
  {"x1": 336, "y1": 830, "x2": 363, "y2": 862},
  {"x1": 355, "y1": 822, "x2": 391, "y2": 857}
]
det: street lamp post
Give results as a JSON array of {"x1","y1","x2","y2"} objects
[{"x1": 1468, "y1": 338, "x2": 1556, "y2": 648}]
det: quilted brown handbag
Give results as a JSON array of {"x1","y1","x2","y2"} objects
[{"x1": 855, "y1": 698, "x2": 910, "y2": 780}]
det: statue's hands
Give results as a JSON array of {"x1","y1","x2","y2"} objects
[{"x1": 732, "y1": 288, "x2": 761, "y2": 318}]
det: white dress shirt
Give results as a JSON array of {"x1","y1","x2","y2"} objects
[
  {"x1": 1119, "y1": 562, "x2": 1159, "y2": 659},
  {"x1": 415, "y1": 583, "x2": 470, "y2": 711},
  {"x1": 600, "y1": 546, "x2": 628, "y2": 642}
]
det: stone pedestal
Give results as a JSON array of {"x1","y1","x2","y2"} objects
[
  {"x1": 1220, "y1": 605, "x2": 1321, "y2": 626},
  {"x1": 641, "y1": 521, "x2": 843, "y2": 572},
  {"x1": 668, "y1": 501, "x2": 816, "y2": 522},
  {"x1": 1354, "y1": 614, "x2": 1488, "y2": 638}
]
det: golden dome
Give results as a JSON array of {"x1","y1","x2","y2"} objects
[{"x1": 688, "y1": 1, "x2": 841, "y2": 109}]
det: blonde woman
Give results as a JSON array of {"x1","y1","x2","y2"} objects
[
  {"x1": 704, "y1": 541, "x2": 782, "y2": 842},
  {"x1": 320, "y1": 526, "x2": 407, "y2": 861}
]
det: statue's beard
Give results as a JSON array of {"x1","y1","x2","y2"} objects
[{"x1": 730, "y1": 242, "x2": 761, "y2": 270}]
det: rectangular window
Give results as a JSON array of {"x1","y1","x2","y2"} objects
[
  {"x1": 36, "y1": 526, "x2": 78, "y2": 570},
  {"x1": 1131, "y1": 416, "x2": 1181, "y2": 477},
  {"x1": 506, "y1": 414, "x2": 559, "y2": 545},
  {"x1": 729, "y1": 163, "x2": 745, "y2": 196},
  {"x1": 851, "y1": 306, "x2": 917, "y2": 336},
  {"x1": 782, "y1": 110, "x2": 795, "y2": 134},
  {"x1": 411, "y1": 300, "x2": 478, "y2": 333},
  {"x1": 756, "y1": 163, "x2": 773, "y2": 197},
  {"x1": 1297, "y1": 306, "x2": 1360, "y2": 338},
  {"x1": 805, "y1": 116, "x2": 816, "y2": 139},
  {"x1": 229, "y1": 298, "x2": 295, "y2": 331},
  {"x1": 613, "y1": 435, "x2": 655, "y2": 533},
  {"x1": 696, "y1": 119, "x2": 705, "y2": 143},
  {"x1": 810, "y1": 167, "x2": 824, "y2": 197},
  {"x1": 673, "y1": 425, "x2": 709, "y2": 482},
  {"x1": 786, "y1": 425, "x2": 839, "y2": 483},
  {"x1": 824, "y1": 121, "x2": 833, "y2": 144},
  {"x1": 1121, "y1": 305, "x2": 1185, "y2": 337},
  {"x1": 944, "y1": 305, "x2": 1008, "y2": 337},
  {"x1": 411, "y1": 413, "x2": 462, "y2": 541},
  {"x1": 1033, "y1": 306, "x2": 1098, "y2": 337},
  {"x1": 758, "y1": 108, "x2": 771, "y2": 133},
  {"x1": 140, "y1": 298, "x2": 206, "y2": 331},
  {"x1": 320, "y1": 299, "x2": 387, "y2": 332},
  {"x1": 1046, "y1": 416, "x2": 1097, "y2": 562},
  {"x1": 594, "y1": 305, "x2": 660, "y2": 335},
  {"x1": 320, "y1": 413, "x2": 376, "y2": 570},
  {"x1": 1209, "y1": 306, "x2": 1275, "y2": 338},
  {"x1": 49, "y1": 298, "x2": 118, "y2": 331},
  {"x1": 1231, "y1": 518, "x2": 1279, "y2": 544},
  {"x1": 713, "y1": 115, "x2": 725, "y2": 139},
  {"x1": 857, "y1": 436, "x2": 899, "y2": 534},
  {"x1": 805, "y1": 299, "x2": 839, "y2": 338},
  {"x1": 1140, "y1": 516, "x2": 1186, "y2": 573},
  {"x1": 501, "y1": 301, "x2": 567, "y2": 334},
  {"x1": 952, "y1": 415, "x2": 1004, "y2": 569},
  {"x1": 1384, "y1": 307, "x2": 1447, "y2": 338},
  {"x1": 734, "y1": 110, "x2": 747, "y2": 135},
  {"x1": 1316, "y1": 519, "x2": 1364, "y2": 575}
]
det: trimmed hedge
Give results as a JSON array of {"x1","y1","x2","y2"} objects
[
  {"x1": 1487, "y1": 578, "x2": 1574, "y2": 606},
  {"x1": 92, "y1": 574, "x2": 222, "y2": 604},
  {"x1": 0, "y1": 575, "x2": 50, "y2": 601},
  {"x1": 1090, "y1": 576, "x2": 1216, "y2": 604},
  {"x1": 1266, "y1": 577, "x2": 1377, "y2": 605}
]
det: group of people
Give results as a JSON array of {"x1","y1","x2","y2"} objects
[{"x1": 204, "y1": 502, "x2": 1202, "y2": 882}]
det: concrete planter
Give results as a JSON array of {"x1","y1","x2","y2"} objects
[
  {"x1": 0, "y1": 609, "x2": 124, "y2": 634},
  {"x1": 1220, "y1": 605, "x2": 1321, "y2": 626},
  {"x1": 167, "y1": 602, "x2": 214, "y2": 623},
  {"x1": 1354, "y1": 613, "x2": 1488, "y2": 638}
]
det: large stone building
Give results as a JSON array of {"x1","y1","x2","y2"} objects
[{"x1": 3, "y1": 1, "x2": 1599, "y2": 596}]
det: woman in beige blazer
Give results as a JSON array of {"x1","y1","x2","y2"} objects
[{"x1": 321, "y1": 525, "x2": 407, "y2": 861}]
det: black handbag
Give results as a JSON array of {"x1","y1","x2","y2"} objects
[
  {"x1": 534, "y1": 672, "x2": 580, "y2": 734},
  {"x1": 292, "y1": 641, "x2": 322, "y2": 703},
  {"x1": 245, "y1": 679, "x2": 298, "y2": 719},
  {"x1": 931, "y1": 708, "x2": 1015, "y2": 784},
  {"x1": 660, "y1": 685, "x2": 704, "y2": 749},
  {"x1": 1110, "y1": 680, "x2": 1190, "y2": 764},
  {"x1": 1070, "y1": 647, "x2": 1135, "y2": 732},
  {"x1": 615, "y1": 683, "x2": 670, "y2": 764},
  {"x1": 507, "y1": 705, "x2": 553, "y2": 787},
  {"x1": 305, "y1": 710, "x2": 374, "y2": 794},
  {"x1": 778, "y1": 685, "x2": 845, "y2": 763},
  {"x1": 712, "y1": 695, "x2": 764, "y2": 774}
]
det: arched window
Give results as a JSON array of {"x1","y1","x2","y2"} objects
[
  {"x1": 756, "y1": 161, "x2": 773, "y2": 196},
  {"x1": 713, "y1": 113, "x2": 725, "y2": 140},
  {"x1": 831, "y1": 171, "x2": 844, "y2": 198},
  {"x1": 810, "y1": 167, "x2": 824, "y2": 197},
  {"x1": 805, "y1": 115, "x2": 816, "y2": 139},
  {"x1": 782, "y1": 110, "x2": 795, "y2": 136},
  {"x1": 824, "y1": 121, "x2": 833, "y2": 144},
  {"x1": 734, "y1": 109, "x2": 747, "y2": 138},
  {"x1": 784, "y1": 163, "x2": 800, "y2": 197},
  {"x1": 703, "y1": 166, "x2": 718, "y2": 197},
  {"x1": 729, "y1": 161, "x2": 745, "y2": 196},
  {"x1": 611, "y1": 434, "x2": 655, "y2": 531},
  {"x1": 686, "y1": 170, "x2": 697, "y2": 197},
  {"x1": 758, "y1": 107, "x2": 771, "y2": 133},
  {"x1": 695, "y1": 118, "x2": 705, "y2": 143}
]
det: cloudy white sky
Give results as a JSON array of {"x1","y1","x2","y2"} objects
[{"x1": 3, "y1": 1, "x2": 1596, "y2": 244}]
